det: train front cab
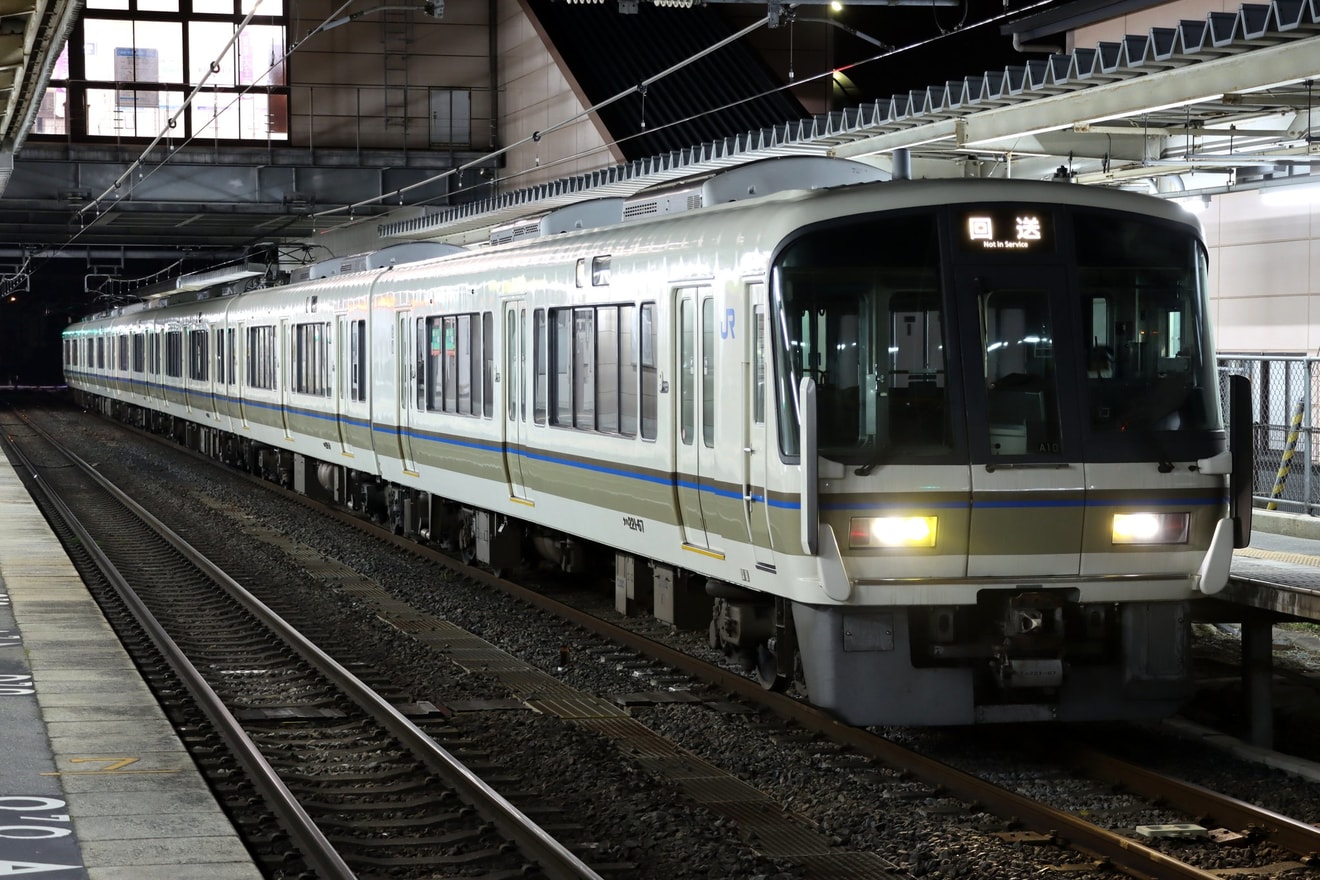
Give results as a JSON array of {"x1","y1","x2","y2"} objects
[{"x1": 773, "y1": 188, "x2": 1252, "y2": 725}]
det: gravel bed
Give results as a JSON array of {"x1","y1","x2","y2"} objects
[{"x1": 48, "y1": 406, "x2": 1320, "y2": 880}]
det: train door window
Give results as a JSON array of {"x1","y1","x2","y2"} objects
[
  {"x1": 753, "y1": 304, "x2": 766, "y2": 424},
  {"x1": 680, "y1": 299, "x2": 694, "y2": 446},
  {"x1": 596, "y1": 306, "x2": 619, "y2": 434},
  {"x1": 349, "y1": 319, "x2": 366, "y2": 401},
  {"x1": 214, "y1": 329, "x2": 224, "y2": 384},
  {"x1": 701, "y1": 297, "x2": 715, "y2": 447},
  {"x1": 981, "y1": 287, "x2": 1061, "y2": 456},
  {"x1": 227, "y1": 328, "x2": 236, "y2": 386},
  {"x1": 619, "y1": 305, "x2": 638, "y2": 436},
  {"x1": 117, "y1": 336, "x2": 129, "y2": 371},
  {"x1": 416, "y1": 319, "x2": 427, "y2": 410},
  {"x1": 96, "y1": 337, "x2": 105, "y2": 370},
  {"x1": 640, "y1": 302, "x2": 657, "y2": 441},
  {"x1": 533, "y1": 309, "x2": 546, "y2": 424},
  {"x1": 131, "y1": 333, "x2": 144, "y2": 373},
  {"x1": 506, "y1": 310, "x2": 518, "y2": 421},
  {"x1": 150, "y1": 333, "x2": 160, "y2": 374},
  {"x1": 482, "y1": 312, "x2": 494, "y2": 418}
]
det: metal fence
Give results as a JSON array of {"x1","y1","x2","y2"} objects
[{"x1": 1219, "y1": 354, "x2": 1319, "y2": 514}]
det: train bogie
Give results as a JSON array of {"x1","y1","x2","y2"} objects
[{"x1": 63, "y1": 169, "x2": 1254, "y2": 725}]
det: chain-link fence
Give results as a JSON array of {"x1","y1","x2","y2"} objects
[{"x1": 1219, "y1": 354, "x2": 1319, "y2": 514}]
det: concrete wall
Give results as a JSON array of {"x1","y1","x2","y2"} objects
[
  {"x1": 1202, "y1": 192, "x2": 1320, "y2": 354},
  {"x1": 494, "y1": 0, "x2": 622, "y2": 191}
]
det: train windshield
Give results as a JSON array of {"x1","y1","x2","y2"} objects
[
  {"x1": 771, "y1": 204, "x2": 1220, "y2": 465},
  {"x1": 773, "y1": 212, "x2": 951, "y2": 464}
]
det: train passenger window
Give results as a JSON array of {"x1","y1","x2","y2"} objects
[
  {"x1": 619, "y1": 305, "x2": 637, "y2": 436},
  {"x1": 165, "y1": 331, "x2": 182, "y2": 378},
  {"x1": 640, "y1": 303, "x2": 657, "y2": 441},
  {"x1": 596, "y1": 307, "x2": 619, "y2": 433},
  {"x1": 422, "y1": 312, "x2": 487, "y2": 416},
  {"x1": 246, "y1": 326, "x2": 276, "y2": 389},
  {"x1": 572, "y1": 308, "x2": 595, "y2": 429},
  {"x1": 551, "y1": 309, "x2": 573, "y2": 427},
  {"x1": 293, "y1": 322, "x2": 330, "y2": 396},
  {"x1": 533, "y1": 309, "x2": 547, "y2": 424},
  {"x1": 188, "y1": 329, "x2": 209, "y2": 382}
]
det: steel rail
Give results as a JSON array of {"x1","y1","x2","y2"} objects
[
  {"x1": 1063, "y1": 743, "x2": 1320, "y2": 861},
  {"x1": 101, "y1": 409, "x2": 1227, "y2": 880},
  {"x1": 0, "y1": 422, "x2": 357, "y2": 880},
  {"x1": 10, "y1": 412, "x2": 605, "y2": 880}
]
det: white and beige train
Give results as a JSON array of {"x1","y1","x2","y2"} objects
[{"x1": 63, "y1": 157, "x2": 1253, "y2": 726}]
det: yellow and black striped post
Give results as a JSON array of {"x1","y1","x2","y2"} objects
[{"x1": 1267, "y1": 397, "x2": 1306, "y2": 510}]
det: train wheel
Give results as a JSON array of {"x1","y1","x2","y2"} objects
[{"x1": 756, "y1": 643, "x2": 787, "y2": 692}]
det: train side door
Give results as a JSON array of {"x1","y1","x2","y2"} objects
[
  {"x1": 674, "y1": 287, "x2": 713, "y2": 548},
  {"x1": 334, "y1": 314, "x2": 353, "y2": 456},
  {"x1": 502, "y1": 299, "x2": 532, "y2": 502},
  {"x1": 744, "y1": 283, "x2": 776, "y2": 571},
  {"x1": 278, "y1": 318, "x2": 293, "y2": 440},
  {"x1": 395, "y1": 311, "x2": 419, "y2": 474},
  {"x1": 956, "y1": 264, "x2": 1084, "y2": 577}
]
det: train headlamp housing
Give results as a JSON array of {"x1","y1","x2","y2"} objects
[
  {"x1": 849, "y1": 516, "x2": 938, "y2": 549},
  {"x1": 1111, "y1": 512, "x2": 1190, "y2": 545}
]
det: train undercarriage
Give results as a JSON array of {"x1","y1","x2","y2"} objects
[{"x1": 79, "y1": 392, "x2": 1197, "y2": 724}]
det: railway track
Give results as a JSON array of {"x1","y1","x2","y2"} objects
[
  {"x1": 12, "y1": 394, "x2": 1320, "y2": 880},
  {"x1": 0, "y1": 402, "x2": 603, "y2": 880}
]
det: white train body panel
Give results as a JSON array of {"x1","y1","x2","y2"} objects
[{"x1": 63, "y1": 175, "x2": 1244, "y2": 725}]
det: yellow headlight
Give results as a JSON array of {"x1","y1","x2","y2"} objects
[
  {"x1": 849, "y1": 516, "x2": 938, "y2": 548},
  {"x1": 1112, "y1": 512, "x2": 1190, "y2": 545}
]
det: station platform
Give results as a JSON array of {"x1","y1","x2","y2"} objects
[
  {"x1": 1227, "y1": 510, "x2": 1320, "y2": 621},
  {"x1": 0, "y1": 454, "x2": 261, "y2": 879}
]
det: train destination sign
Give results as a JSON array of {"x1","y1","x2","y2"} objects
[{"x1": 959, "y1": 208, "x2": 1054, "y2": 253}]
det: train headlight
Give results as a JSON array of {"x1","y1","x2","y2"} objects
[
  {"x1": 849, "y1": 516, "x2": 938, "y2": 548},
  {"x1": 1111, "y1": 512, "x2": 1190, "y2": 545}
]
